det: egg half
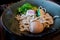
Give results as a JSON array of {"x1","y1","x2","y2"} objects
[{"x1": 29, "y1": 20, "x2": 44, "y2": 33}]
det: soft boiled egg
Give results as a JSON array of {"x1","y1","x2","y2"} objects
[{"x1": 29, "y1": 20, "x2": 44, "y2": 33}]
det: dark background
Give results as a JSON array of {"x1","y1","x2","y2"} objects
[
  {"x1": 0, "y1": 0, "x2": 60, "y2": 5},
  {"x1": 0, "y1": 0, "x2": 20, "y2": 5}
]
